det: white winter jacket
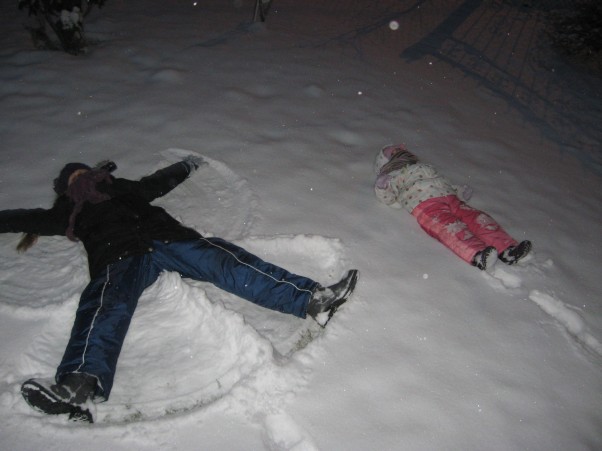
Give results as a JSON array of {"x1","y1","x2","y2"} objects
[{"x1": 374, "y1": 162, "x2": 458, "y2": 213}]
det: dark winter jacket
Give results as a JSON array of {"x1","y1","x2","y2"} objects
[{"x1": 0, "y1": 162, "x2": 201, "y2": 278}]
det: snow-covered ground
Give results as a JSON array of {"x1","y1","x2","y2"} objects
[{"x1": 1, "y1": 1, "x2": 600, "y2": 450}]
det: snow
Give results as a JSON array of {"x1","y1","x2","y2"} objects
[{"x1": 1, "y1": 0, "x2": 601, "y2": 450}]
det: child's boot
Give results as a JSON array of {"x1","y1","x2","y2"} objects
[
  {"x1": 499, "y1": 240, "x2": 532, "y2": 265},
  {"x1": 21, "y1": 372, "x2": 97, "y2": 423},
  {"x1": 472, "y1": 246, "x2": 498, "y2": 271},
  {"x1": 307, "y1": 269, "x2": 359, "y2": 326}
]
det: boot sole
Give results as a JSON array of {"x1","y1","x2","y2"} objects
[{"x1": 21, "y1": 380, "x2": 94, "y2": 423}]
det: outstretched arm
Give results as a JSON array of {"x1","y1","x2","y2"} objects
[
  {"x1": 133, "y1": 157, "x2": 206, "y2": 202},
  {"x1": 374, "y1": 173, "x2": 402, "y2": 208},
  {"x1": 0, "y1": 205, "x2": 69, "y2": 236}
]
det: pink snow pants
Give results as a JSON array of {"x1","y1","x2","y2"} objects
[{"x1": 411, "y1": 195, "x2": 518, "y2": 264}]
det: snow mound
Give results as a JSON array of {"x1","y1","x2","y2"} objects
[
  {"x1": 529, "y1": 290, "x2": 602, "y2": 358},
  {"x1": 200, "y1": 234, "x2": 350, "y2": 356},
  {"x1": 98, "y1": 271, "x2": 273, "y2": 423},
  {"x1": 0, "y1": 236, "x2": 87, "y2": 317}
]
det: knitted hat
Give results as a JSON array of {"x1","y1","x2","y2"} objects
[
  {"x1": 378, "y1": 148, "x2": 418, "y2": 176},
  {"x1": 374, "y1": 144, "x2": 418, "y2": 175},
  {"x1": 53, "y1": 163, "x2": 91, "y2": 194}
]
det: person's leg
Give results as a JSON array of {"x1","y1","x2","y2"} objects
[
  {"x1": 451, "y1": 199, "x2": 518, "y2": 253},
  {"x1": 56, "y1": 253, "x2": 161, "y2": 401},
  {"x1": 412, "y1": 195, "x2": 489, "y2": 264},
  {"x1": 153, "y1": 238, "x2": 318, "y2": 318}
]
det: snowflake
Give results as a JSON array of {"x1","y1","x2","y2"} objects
[
  {"x1": 445, "y1": 221, "x2": 467, "y2": 235},
  {"x1": 474, "y1": 213, "x2": 499, "y2": 231},
  {"x1": 462, "y1": 230, "x2": 474, "y2": 240}
]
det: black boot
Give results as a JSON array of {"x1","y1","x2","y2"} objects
[
  {"x1": 499, "y1": 240, "x2": 532, "y2": 265},
  {"x1": 21, "y1": 373, "x2": 97, "y2": 423},
  {"x1": 307, "y1": 269, "x2": 359, "y2": 326},
  {"x1": 472, "y1": 246, "x2": 498, "y2": 271}
]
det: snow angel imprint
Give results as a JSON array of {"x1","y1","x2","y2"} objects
[{"x1": 0, "y1": 156, "x2": 359, "y2": 423}]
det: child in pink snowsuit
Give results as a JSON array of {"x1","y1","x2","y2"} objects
[{"x1": 374, "y1": 144, "x2": 531, "y2": 271}]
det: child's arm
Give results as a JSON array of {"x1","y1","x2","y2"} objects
[
  {"x1": 453, "y1": 184, "x2": 473, "y2": 202},
  {"x1": 374, "y1": 174, "x2": 403, "y2": 208}
]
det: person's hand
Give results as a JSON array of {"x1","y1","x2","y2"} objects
[
  {"x1": 455, "y1": 184, "x2": 473, "y2": 201},
  {"x1": 94, "y1": 160, "x2": 117, "y2": 173},
  {"x1": 375, "y1": 173, "x2": 391, "y2": 189},
  {"x1": 182, "y1": 155, "x2": 207, "y2": 173}
]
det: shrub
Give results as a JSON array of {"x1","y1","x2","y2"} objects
[{"x1": 18, "y1": 0, "x2": 107, "y2": 55}]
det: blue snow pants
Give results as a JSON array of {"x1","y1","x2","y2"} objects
[{"x1": 56, "y1": 237, "x2": 318, "y2": 400}]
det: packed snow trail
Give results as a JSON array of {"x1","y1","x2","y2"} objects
[{"x1": 485, "y1": 256, "x2": 602, "y2": 360}]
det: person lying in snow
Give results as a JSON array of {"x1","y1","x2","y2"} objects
[
  {"x1": 374, "y1": 144, "x2": 531, "y2": 271},
  {"x1": 0, "y1": 157, "x2": 359, "y2": 423}
]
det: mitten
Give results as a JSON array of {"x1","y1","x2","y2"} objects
[
  {"x1": 375, "y1": 173, "x2": 392, "y2": 189},
  {"x1": 374, "y1": 174, "x2": 400, "y2": 206},
  {"x1": 457, "y1": 184, "x2": 473, "y2": 201},
  {"x1": 94, "y1": 160, "x2": 117, "y2": 173},
  {"x1": 181, "y1": 155, "x2": 207, "y2": 173}
]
